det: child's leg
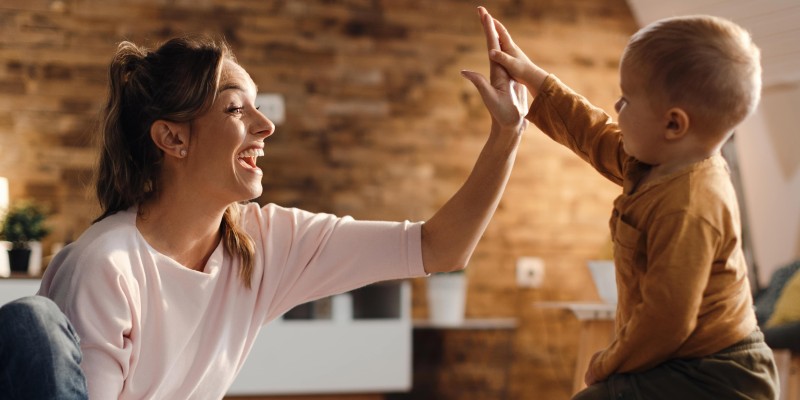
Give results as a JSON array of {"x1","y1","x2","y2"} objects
[
  {"x1": 0, "y1": 296, "x2": 88, "y2": 400},
  {"x1": 573, "y1": 330, "x2": 779, "y2": 400},
  {"x1": 571, "y1": 374, "x2": 640, "y2": 400}
]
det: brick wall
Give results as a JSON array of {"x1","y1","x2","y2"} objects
[{"x1": 0, "y1": 1, "x2": 637, "y2": 398}]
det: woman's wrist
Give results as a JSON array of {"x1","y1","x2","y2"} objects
[{"x1": 489, "y1": 123, "x2": 524, "y2": 151}]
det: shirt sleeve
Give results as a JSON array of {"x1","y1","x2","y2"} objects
[
  {"x1": 528, "y1": 75, "x2": 631, "y2": 186},
  {"x1": 589, "y1": 211, "x2": 720, "y2": 379},
  {"x1": 40, "y1": 249, "x2": 135, "y2": 399},
  {"x1": 247, "y1": 204, "x2": 427, "y2": 321}
]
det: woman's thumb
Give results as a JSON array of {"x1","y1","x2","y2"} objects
[{"x1": 460, "y1": 70, "x2": 491, "y2": 98}]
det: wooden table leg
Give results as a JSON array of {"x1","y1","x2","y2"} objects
[
  {"x1": 572, "y1": 319, "x2": 615, "y2": 395},
  {"x1": 789, "y1": 353, "x2": 800, "y2": 400}
]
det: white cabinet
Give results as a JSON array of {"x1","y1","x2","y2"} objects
[
  {"x1": 0, "y1": 278, "x2": 412, "y2": 395},
  {"x1": 0, "y1": 278, "x2": 40, "y2": 304},
  {"x1": 229, "y1": 280, "x2": 412, "y2": 395}
]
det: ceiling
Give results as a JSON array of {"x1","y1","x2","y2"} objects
[{"x1": 625, "y1": 0, "x2": 800, "y2": 88}]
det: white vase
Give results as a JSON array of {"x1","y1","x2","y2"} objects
[
  {"x1": 332, "y1": 293, "x2": 353, "y2": 323},
  {"x1": 28, "y1": 241, "x2": 43, "y2": 276},
  {"x1": 426, "y1": 273, "x2": 467, "y2": 325},
  {"x1": 0, "y1": 241, "x2": 9, "y2": 278}
]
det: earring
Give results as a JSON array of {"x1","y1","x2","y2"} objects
[{"x1": 180, "y1": 149, "x2": 187, "y2": 157}]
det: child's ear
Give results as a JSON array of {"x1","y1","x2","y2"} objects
[
  {"x1": 664, "y1": 108, "x2": 690, "y2": 140},
  {"x1": 150, "y1": 120, "x2": 190, "y2": 159}
]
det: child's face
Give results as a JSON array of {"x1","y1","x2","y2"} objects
[{"x1": 616, "y1": 63, "x2": 668, "y2": 165}]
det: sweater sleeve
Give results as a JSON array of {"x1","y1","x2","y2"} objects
[
  {"x1": 40, "y1": 247, "x2": 136, "y2": 399},
  {"x1": 528, "y1": 75, "x2": 630, "y2": 186},
  {"x1": 589, "y1": 211, "x2": 719, "y2": 379},
  {"x1": 248, "y1": 204, "x2": 427, "y2": 321}
]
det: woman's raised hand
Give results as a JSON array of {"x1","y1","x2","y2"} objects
[
  {"x1": 461, "y1": 7, "x2": 528, "y2": 135},
  {"x1": 480, "y1": 7, "x2": 549, "y2": 97}
]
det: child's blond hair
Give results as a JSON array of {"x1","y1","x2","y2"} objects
[{"x1": 621, "y1": 15, "x2": 761, "y2": 136}]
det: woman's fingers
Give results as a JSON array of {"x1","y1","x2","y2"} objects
[{"x1": 478, "y1": 7, "x2": 500, "y2": 52}]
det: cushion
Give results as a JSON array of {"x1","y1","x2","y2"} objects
[
  {"x1": 755, "y1": 260, "x2": 800, "y2": 326},
  {"x1": 768, "y1": 266, "x2": 800, "y2": 327}
]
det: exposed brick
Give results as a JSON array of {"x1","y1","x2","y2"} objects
[
  {"x1": 0, "y1": 1, "x2": 637, "y2": 398},
  {"x1": 0, "y1": 79, "x2": 26, "y2": 94}
]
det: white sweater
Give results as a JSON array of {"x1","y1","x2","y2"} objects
[{"x1": 39, "y1": 203, "x2": 426, "y2": 399}]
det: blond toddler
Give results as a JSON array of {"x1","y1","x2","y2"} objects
[{"x1": 476, "y1": 6, "x2": 779, "y2": 399}]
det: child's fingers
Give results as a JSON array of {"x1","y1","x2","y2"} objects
[
  {"x1": 493, "y1": 18, "x2": 518, "y2": 53},
  {"x1": 489, "y1": 49, "x2": 516, "y2": 71}
]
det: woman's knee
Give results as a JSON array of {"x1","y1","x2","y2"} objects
[
  {"x1": 0, "y1": 296, "x2": 79, "y2": 349},
  {"x1": 0, "y1": 296, "x2": 63, "y2": 323}
]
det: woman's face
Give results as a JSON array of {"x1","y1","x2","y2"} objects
[{"x1": 185, "y1": 60, "x2": 274, "y2": 206}]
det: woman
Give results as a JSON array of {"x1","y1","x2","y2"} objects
[{"x1": 2, "y1": 11, "x2": 525, "y2": 400}]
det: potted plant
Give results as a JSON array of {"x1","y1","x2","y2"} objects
[
  {"x1": 0, "y1": 201, "x2": 50, "y2": 273},
  {"x1": 426, "y1": 269, "x2": 467, "y2": 325}
]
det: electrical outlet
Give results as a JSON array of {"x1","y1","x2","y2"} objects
[
  {"x1": 516, "y1": 257, "x2": 545, "y2": 288},
  {"x1": 255, "y1": 93, "x2": 285, "y2": 125}
]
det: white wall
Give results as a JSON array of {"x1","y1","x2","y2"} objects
[{"x1": 735, "y1": 83, "x2": 800, "y2": 286}]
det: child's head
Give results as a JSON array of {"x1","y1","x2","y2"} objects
[{"x1": 620, "y1": 15, "x2": 761, "y2": 140}]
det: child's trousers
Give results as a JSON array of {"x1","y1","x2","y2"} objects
[{"x1": 572, "y1": 330, "x2": 779, "y2": 400}]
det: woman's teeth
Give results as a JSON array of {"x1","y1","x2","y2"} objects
[{"x1": 237, "y1": 148, "x2": 264, "y2": 168}]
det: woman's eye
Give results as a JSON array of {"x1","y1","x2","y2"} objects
[{"x1": 228, "y1": 106, "x2": 244, "y2": 115}]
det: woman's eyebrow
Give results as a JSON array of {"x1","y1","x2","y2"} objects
[
  {"x1": 218, "y1": 82, "x2": 259, "y2": 96},
  {"x1": 219, "y1": 83, "x2": 245, "y2": 93}
]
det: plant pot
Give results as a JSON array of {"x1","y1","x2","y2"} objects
[
  {"x1": 8, "y1": 248, "x2": 31, "y2": 273},
  {"x1": 426, "y1": 273, "x2": 467, "y2": 325}
]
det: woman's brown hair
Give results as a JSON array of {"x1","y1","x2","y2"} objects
[{"x1": 95, "y1": 35, "x2": 255, "y2": 288}]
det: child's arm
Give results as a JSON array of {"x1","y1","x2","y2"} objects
[{"x1": 481, "y1": 7, "x2": 631, "y2": 186}]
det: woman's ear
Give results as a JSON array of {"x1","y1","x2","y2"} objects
[
  {"x1": 150, "y1": 120, "x2": 189, "y2": 158},
  {"x1": 664, "y1": 108, "x2": 690, "y2": 141}
]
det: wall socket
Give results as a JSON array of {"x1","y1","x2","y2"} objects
[
  {"x1": 255, "y1": 93, "x2": 286, "y2": 125},
  {"x1": 516, "y1": 257, "x2": 545, "y2": 288}
]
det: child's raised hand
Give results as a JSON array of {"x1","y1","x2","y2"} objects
[
  {"x1": 461, "y1": 7, "x2": 528, "y2": 135},
  {"x1": 480, "y1": 7, "x2": 549, "y2": 97}
]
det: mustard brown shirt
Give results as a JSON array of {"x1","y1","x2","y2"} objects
[{"x1": 528, "y1": 75, "x2": 757, "y2": 381}]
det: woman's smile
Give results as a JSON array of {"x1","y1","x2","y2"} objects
[{"x1": 236, "y1": 147, "x2": 264, "y2": 175}]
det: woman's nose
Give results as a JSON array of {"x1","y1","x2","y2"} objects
[{"x1": 251, "y1": 111, "x2": 275, "y2": 138}]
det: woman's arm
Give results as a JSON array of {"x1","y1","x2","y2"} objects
[{"x1": 422, "y1": 8, "x2": 528, "y2": 273}]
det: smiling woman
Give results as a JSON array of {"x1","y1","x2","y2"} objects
[{"x1": 1, "y1": 13, "x2": 529, "y2": 400}]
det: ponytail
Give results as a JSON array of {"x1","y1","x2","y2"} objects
[
  {"x1": 95, "y1": 42, "x2": 161, "y2": 221},
  {"x1": 222, "y1": 205, "x2": 255, "y2": 289}
]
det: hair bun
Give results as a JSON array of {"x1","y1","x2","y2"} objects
[{"x1": 113, "y1": 42, "x2": 149, "y2": 85}]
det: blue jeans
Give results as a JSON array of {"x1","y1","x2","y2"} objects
[{"x1": 0, "y1": 296, "x2": 88, "y2": 400}]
